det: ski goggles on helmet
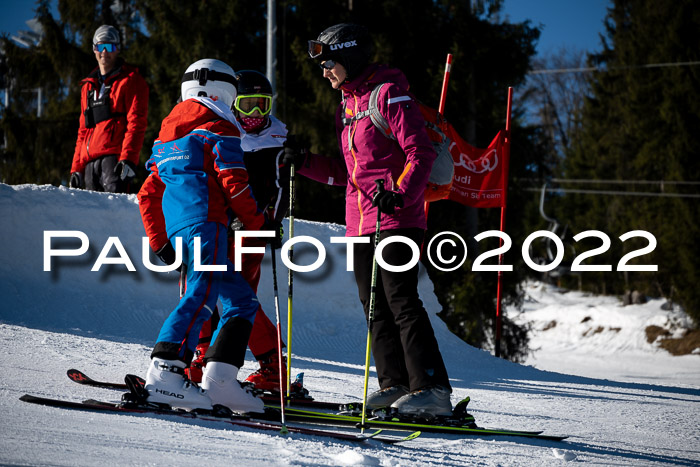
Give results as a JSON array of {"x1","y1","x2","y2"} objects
[
  {"x1": 234, "y1": 94, "x2": 272, "y2": 116},
  {"x1": 308, "y1": 40, "x2": 328, "y2": 59},
  {"x1": 93, "y1": 43, "x2": 118, "y2": 53}
]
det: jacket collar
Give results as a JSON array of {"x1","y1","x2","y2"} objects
[
  {"x1": 85, "y1": 58, "x2": 126, "y2": 85},
  {"x1": 340, "y1": 63, "x2": 380, "y2": 95},
  {"x1": 340, "y1": 63, "x2": 409, "y2": 97}
]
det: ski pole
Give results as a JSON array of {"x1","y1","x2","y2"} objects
[
  {"x1": 286, "y1": 151, "x2": 296, "y2": 404},
  {"x1": 360, "y1": 179, "x2": 385, "y2": 433},
  {"x1": 270, "y1": 243, "x2": 288, "y2": 433}
]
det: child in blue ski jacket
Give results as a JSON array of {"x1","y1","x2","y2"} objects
[{"x1": 138, "y1": 59, "x2": 270, "y2": 414}]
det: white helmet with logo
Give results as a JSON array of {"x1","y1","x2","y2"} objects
[{"x1": 181, "y1": 59, "x2": 238, "y2": 108}]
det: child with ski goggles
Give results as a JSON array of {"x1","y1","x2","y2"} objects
[{"x1": 234, "y1": 94, "x2": 272, "y2": 116}]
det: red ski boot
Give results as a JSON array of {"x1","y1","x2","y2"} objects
[
  {"x1": 185, "y1": 315, "x2": 216, "y2": 383},
  {"x1": 184, "y1": 343, "x2": 208, "y2": 383},
  {"x1": 244, "y1": 354, "x2": 286, "y2": 393}
]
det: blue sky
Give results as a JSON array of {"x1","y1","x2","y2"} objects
[
  {"x1": 1, "y1": 0, "x2": 611, "y2": 56},
  {"x1": 0, "y1": 0, "x2": 53, "y2": 38},
  {"x1": 502, "y1": 0, "x2": 611, "y2": 55}
]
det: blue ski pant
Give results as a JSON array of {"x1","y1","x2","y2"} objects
[{"x1": 152, "y1": 221, "x2": 259, "y2": 364}]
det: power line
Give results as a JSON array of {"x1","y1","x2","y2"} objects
[
  {"x1": 516, "y1": 178, "x2": 700, "y2": 186},
  {"x1": 547, "y1": 178, "x2": 700, "y2": 186},
  {"x1": 525, "y1": 187, "x2": 700, "y2": 199},
  {"x1": 528, "y1": 60, "x2": 700, "y2": 75}
]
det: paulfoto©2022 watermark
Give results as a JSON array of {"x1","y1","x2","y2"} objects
[{"x1": 43, "y1": 229, "x2": 658, "y2": 274}]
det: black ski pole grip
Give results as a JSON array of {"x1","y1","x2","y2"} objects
[{"x1": 374, "y1": 179, "x2": 385, "y2": 195}]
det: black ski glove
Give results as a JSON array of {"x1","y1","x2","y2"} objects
[
  {"x1": 282, "y1": 135, "x2": 307, "y2": 168},
  {"x1": 373, "y1": 190, "x2": 404, "y2": 214},
  {"x1": 114, "y1": 160, "x2": 137, "y2": 182},
  {"x1": 155, "y1": 241, "x2": 180, "y2": 270},
  {"x1": 69, "y1": 172, "x2": 83, "y2": 189}
]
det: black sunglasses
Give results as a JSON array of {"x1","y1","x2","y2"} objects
[{"x1": 318, "y1": 60, "x2": 337, "y2": 70}]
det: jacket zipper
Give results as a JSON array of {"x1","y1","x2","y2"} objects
[{"x1": 347, "y1": 93, "x2": 365, "y2": 235}]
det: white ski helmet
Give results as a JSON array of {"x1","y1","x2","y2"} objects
[{"x1": 181, "y1": 59, "x2": 238, "y2": 108}]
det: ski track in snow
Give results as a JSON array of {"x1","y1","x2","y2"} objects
[{"x1": 1, "y1": 183, "x2": 699, "y2": 466}]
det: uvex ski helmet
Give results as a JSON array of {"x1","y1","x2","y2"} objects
[{"x1": 308, "y1": 23, "x2": 371, "y2": 79}]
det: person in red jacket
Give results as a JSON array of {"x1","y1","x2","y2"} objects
[
  {"x1": 70, "y1": 25, "x2": 148, "y2": 193},
  {"x1": 285, "y1": 23, "x2": 453, "y2": 418}
]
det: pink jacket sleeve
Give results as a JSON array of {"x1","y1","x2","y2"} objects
[{"x1": 296, "y1": 151, "x2": 348, "y2": 187}]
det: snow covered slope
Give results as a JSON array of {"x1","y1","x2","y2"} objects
[
  {"x1": 1, "y1": 183, "x2": 699, "y2": 466},
  {"x1": 509, "y1": 281, "x2": 700, "y2": 386}
]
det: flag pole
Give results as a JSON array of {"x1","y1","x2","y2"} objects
[
  {"x1": 426, "y1": 53, "x2": 454, "y2": 219},
  {"x1": 494, "y1": 87, "x2": 513, "y2": 358},
  {"x1": 438, "y1": 54, "x2": 453, "y2": 116}
]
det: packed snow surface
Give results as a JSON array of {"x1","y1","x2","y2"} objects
[{"x1": 1, "y1": 183, "x2": 698, "y2": 466}]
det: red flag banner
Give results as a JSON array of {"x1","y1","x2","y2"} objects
[{"x1": 444, "y1": 126, "x2": 509, "y2": 208}]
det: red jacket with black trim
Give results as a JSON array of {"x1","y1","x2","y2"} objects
[{"x1": 71, "y1": 60, "x2": 149, "y2": 173}]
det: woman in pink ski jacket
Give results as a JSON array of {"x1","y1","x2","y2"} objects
[
  {"x1": 298, "y1": 60, "x2": 435, "y2": 236},
  {"x1": 287, "y1": 23, "x2": 453, "y2": 418}
]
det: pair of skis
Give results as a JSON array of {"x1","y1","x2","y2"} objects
[
  {"x1": 49, "y1": 368, "x2": 568, "y2": 441},
  {"x1": 19, "y1": 393, "x2": 417, "y2": 445}
]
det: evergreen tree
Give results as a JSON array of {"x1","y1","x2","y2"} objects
[{"x1": 561, "y1": 0, "x2": 700, "y2": 322}]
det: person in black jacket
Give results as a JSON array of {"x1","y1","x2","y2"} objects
[{"x1": 186, "y1": 70, "x2": 290, "y2": 394}]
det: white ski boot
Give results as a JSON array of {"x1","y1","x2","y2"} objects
[
  {"x1": 201, "y1": 361, "x2": 265, "y2": 414},
  {"x1": 144, "y1": 358, "x2": 212, "y2": 411}
]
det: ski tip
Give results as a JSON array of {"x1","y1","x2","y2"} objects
[
  {"x1": 66, "y1": 369, "x2": 90, "y2": 384},
  {"x1": 403, "y1": 430, "x2": 422, "y2": 441},
  {"x1": 366, "y1": 429, "x2": 421, "y2": 444}
]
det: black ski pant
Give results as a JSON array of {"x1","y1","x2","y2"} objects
[
  {"x1": 353, "y1": 228, "x2": 451, "y2": 393},
  {"x1": 84, "y1": 154, "x2": 129, "y2": 193}
]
